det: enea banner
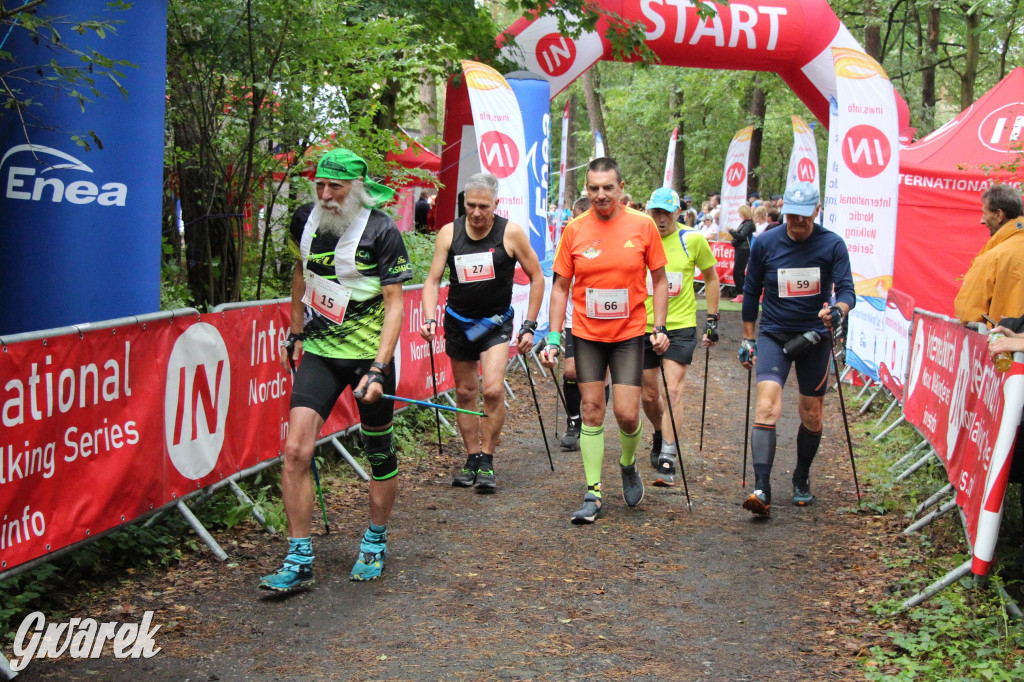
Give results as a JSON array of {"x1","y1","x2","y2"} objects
[
  {"x1": 554, "y1": 100, "x2": 571, "y2": 251},
  {"x1": 828, "y1": 48, "x2": 900, "y2": 381},
  {"x1": 877, "y1": 288, "x2": 915, "y2": 402},
  {"x1": 717, "y1": 126, "x2": 753, "y2": 240},
  {"x1": 0, "y1": 291, "x2": 455, "y2": 573},
  {"x1": 461, "y1": 61, "x2": 530, "y2": 231},
  {"x1": 786, "y1": 116, "x2": 818, "y2": 186},
  {"x1": 902, "y1": 315, "x2": 1024, "y2": 575}
]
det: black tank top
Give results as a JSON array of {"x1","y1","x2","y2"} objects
[{"x1": 446, "y1": 215, "x2": 515, "y2": 318}]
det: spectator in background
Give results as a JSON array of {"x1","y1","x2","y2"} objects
[
  {"x1": 728, "y1": 204, "x2": 756, "y2": 303},
  {"x1": 415, "y1": 190, "x2": 432, "y2": 232},
  {"x1": 753, "y1": 205, "x2": 771, "y2": 236},
  {"x1": 954, "y1": 184, "x2": 1024, "y2": 326}
]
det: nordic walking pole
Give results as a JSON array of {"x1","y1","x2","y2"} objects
[
  {"x1": 828, "y1": 330, "x2": 862, "y2": 500},
  {"x1": 536, "y1": 338, "x2": 570, "y2": 414},
  {"x1": 742, "y1": 366, "x2": 752, "y2": 488},
  {"x1": 381, "y1": 394, "x2": 486, "y2": 417},
  {"x1": 288, "y1": 353, "x2": 330, "y2": 534},
  {"x1": 428, "y1": 337, "x2": 443, "y2": 457},
  {"x1": 523, "y1": 351, "x2": 556, "y2": 471},
  {"x1": 699, "y1": 345, "x2": 710, "y2": 451},
  {"x1": 660, "y1": 359, "x2": 692, "y2": 510}
]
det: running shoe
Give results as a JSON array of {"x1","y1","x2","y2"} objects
[
  {"x1": 259, "y1": 561, "x2": 314, "y2": 592},
  {"x1": 570, "y1": 492, "x2": 603, "y2": 525},
  {"x1": 474, "y1": 464, "x2": 496, "y2": 493},
  {"x1": 649, "y1": 432, "x2": 663, "y2": 469},
  {"x1": 742, "y1": 488, "x2": 771, "y2": 516},
  {"x1": 350, "y1": 528, "x2": 387, "y2": 581},
  {"x1": 621, "y1": 463, "x2": 645, "y2": 507},
  {"x1": 560, "y1": 416, "x2": 581, "y2": 450},
  {"x1": 452, "y1": 456, "x2": 478, "y2": 487},
  {"x1": 653, "y1": 455, "x2": 676, "y2": 487},
  {"x1": 792, "y1": 477, "x2": 815, "y2": 506}
]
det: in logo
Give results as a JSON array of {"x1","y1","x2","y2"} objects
[
  {"x1": 1, "y1": 144, "x2": 128, "y2": 206},
  {"x1": 725, "y1": 162, "x2": 746, "y2": 187},
  {"x1": 164, "y1": 323, "x2": 231, "y2": 480},
  {"x1": 977, "y1": 104, "x2": 1024, "y2": 153},
  {"x1": 797, "y1": 157, "x2": 817, "y2": 182},
  {"x1": 841, "y1": 125, "x2": 891, "y2": 178},
  {"x1": 535, "y1": 33, "x2": 576, "y2": 78},
  {"x1": 479, "y1": 131, "x2": 520, "y2": 179}
]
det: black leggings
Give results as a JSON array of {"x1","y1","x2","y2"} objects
[
  {"x1": 733, "y1": 247, "x2": 749, "y2": 293},
  {"x1": 573, "y1": 335, "x2": 645, "y2": 387}
]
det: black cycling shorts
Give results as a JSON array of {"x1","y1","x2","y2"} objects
[
  {"x1": 443, "y1": 313, "x2": 513, "y2": 362},
  {"x1": 573, "y1": 334, "x2": 645, "y2": 387},
  {"x1": 291, "y1": 352, "x2": 396, "y2": 425},
  {"x1": 642, "y1": 327, "x2": 698, "y2": 370},
  {"x1": 755, "y1": 332, "x2": 831, "y2": 397},
  {"x1": 564, "y1": 326, "x2": 576, "y2": 360}
]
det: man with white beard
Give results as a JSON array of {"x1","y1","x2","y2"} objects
[{"x1": 260, "y1": 148, "x2": 412, "y2": 592}]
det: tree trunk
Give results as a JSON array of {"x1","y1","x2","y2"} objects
[
  {"x1": 161, "y1": 164, "x2": 181, "y2": 266},
  {"x1": 581, "y1": 66, "x2": 608, "y2": 159},
  {"x1": 864, "y1": 0, "x2": 882, "y2": 62},
  {"x1": 564, "y1": 93, "x2": 579, "y2": 205},
  {"x1": 747, "y1": 76, "x2": 766, "y2": 200},
  {"x1": 960, "y1": 4, "x2": 980, "y2": 109},
  {"x1": 419, "y1": 70, "x2": 439, "y2": 153},
  {"x1": 921, "y1": 3, "x2": 940, "y2": 130}
]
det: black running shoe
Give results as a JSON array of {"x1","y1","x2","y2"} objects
[
  {"x1": 792, "y1": 477, "x2": 815, "y2": 506},
  {"x1": 653, "y1": 455, "x2": 676, "y2": 487},
  {"x1": 452, "y1": 456, "x2": 478, "y2": 487},
  {"x1": 474, "y1": 465, "x2": 496, "y2": 493},
  {"x1": 560, "y1": 416, "x2": 581, "y2": 450}
]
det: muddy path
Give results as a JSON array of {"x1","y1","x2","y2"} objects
[{"x1": 23, "y1": 311, "x2": 882, "y2": 681}]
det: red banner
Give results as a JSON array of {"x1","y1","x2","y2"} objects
[
  {"x1": 902, "y1": 314, "x2": 1024, "y2": 574},
  {"x1": 877, "y1": 289, "x2": 915, "y2": 402},
  {"x1": 694, "y1": 241, "x2": 735, "y2": 286},
  {"x1": 0, "y1": 288, "x2": 456, "y2": 573}
]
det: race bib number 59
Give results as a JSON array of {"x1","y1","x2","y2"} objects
[{"x1": 778, "y1": 267, "x2": 821, "y2": 298}]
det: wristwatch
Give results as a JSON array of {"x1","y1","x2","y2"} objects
[
  {"x1": 654, "y1": 325, "x2": 668, "y2": 336},
  {"x1": 707, "y1": 313, "x2": 720, "y2": 321}
]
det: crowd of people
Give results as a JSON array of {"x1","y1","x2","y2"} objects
[
  {"x1": 260, "y1": 143, "x2": 1021, "y2": 594},
  {"x1": 259, "y1": 146, "x2": 854, "y2": 591}
]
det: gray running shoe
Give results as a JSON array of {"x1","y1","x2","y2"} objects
[
  {"x1": 653, "y1": 456, "x2": 676, "y2": 487},
  {"x1": 570, "y1": 492, "x2": 603, "y2": 524},
  {"x1": 621, "y1": 463, "x2": 645, "y2": 507},
  {"x1": 742, "y1": 488, "x2": 772, "y2": 516}
]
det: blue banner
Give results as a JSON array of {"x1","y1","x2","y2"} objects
[
  {"x1": 0, "y1": 1, "x2": 167, "y2": 335},
  {"x1": 507, "y1": 75, "x2": 551, "y2": 262}
]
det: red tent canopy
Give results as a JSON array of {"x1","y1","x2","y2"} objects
[
  {"x1": 894, "y1": 68, "x2": 1024, "y2": 316},
  {"x1": 385, "y1": 135, "x2": 441, "y2": 189}
]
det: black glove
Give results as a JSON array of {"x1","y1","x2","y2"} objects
[
  {"x1": 284, "y1": 332, "x2": 303, "y2": 374},
  {"x1": 826, "y1": 305, "x2": 844, "y2": 329},
  {"x1": 353, "y1": 369, "x2": 385, "y2": 400},
  {"x1": 517, "y1": 319, "x2": 538, "y2": 343},
  {"x1": 704, "y1": 314, "x2": 719, "y2": 343}
]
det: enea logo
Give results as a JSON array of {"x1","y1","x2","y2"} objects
[
  {"x1": 842, "y1": 125, "x2": 891, "y2": 178},
  {"x1": 1, "y1": 144, "x2": 127, "y2": 206},
  {"x1": 164, "y1": 323, "x2": 231, "y2": 480},
  {"x1": 946, "y1": 338, "x2": 972, "y2": 461},
  {"x1": 479, "y1": 131, "x2": 520, "y2": 179},
  {"x1": 797, "y1": 157, "x2": 817, "y2": 182},
  {"x1": 725, "y1": 162, "x2": 746, "y2": 187},
  {"x1": 536, "y1": 33, "x2": 576, "y2": 78},
  {"x1": 977, "y1": 103, "x2": 1024, "y2": 153}
]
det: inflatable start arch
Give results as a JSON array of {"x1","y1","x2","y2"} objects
[{"x1": 498, "y1": 0, "x2": 906, "y2": 129}]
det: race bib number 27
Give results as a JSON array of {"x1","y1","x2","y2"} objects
[{"x1": 778, "y1": 267, "x2": 821, "y2": 298}]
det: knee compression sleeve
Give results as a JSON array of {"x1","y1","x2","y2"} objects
[
  {"x1": 361, "y1": 426, "x2": 398, "y2": 480},
  {"x1": 751, "y1": 423, "x2": 777, "y2": 477}
]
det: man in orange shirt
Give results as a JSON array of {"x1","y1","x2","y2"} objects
[{"x1": 540, "y1": 158, "x2": 670, "y2": 524}]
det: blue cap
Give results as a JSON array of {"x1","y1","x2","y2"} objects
[
  {"x1": 648, "y1": 187, "x2": 680, "y2": 212},
  {"x1": 781, "y1": 181, "x2": 820, "y2": 217}
]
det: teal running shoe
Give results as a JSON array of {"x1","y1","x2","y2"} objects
[
  {"x1": 350, "y1": 527, "x2": 387, "y2": 581},
  {"x1": 259, "y1": 561, "x2": 314, "y2": 592},
  {"x1": 792, "y1": 477, "x2": 815, "y2": 506}
]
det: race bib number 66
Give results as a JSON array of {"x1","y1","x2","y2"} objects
[
  {"x1": 586, "y1": 288, "x2": 629, "y2": 319},
  {"x1": 778, "y1": 267, "x2": 821, "y2": 298}
]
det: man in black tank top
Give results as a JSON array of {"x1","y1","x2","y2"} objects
[{"x1": 420, "y1": 172, "x2": 545, "y2": 492}]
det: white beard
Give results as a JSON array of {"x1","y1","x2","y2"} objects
[{"x1": 317, "y1": 193, "x2": 364, "y2": 238}]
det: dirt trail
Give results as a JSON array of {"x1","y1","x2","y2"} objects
[{"x1": 23, "y1": 312, "x2": 878, "y2": 681}]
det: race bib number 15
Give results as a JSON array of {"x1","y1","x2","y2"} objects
[
  {"x1": 778, "y1": 267, "x2": 821, "y2": 298},
  {"x1": 303, "y1": 273, "x2": 351, "y2": 324}
]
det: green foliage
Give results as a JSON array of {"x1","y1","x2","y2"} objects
[{"x1": 401, "y1": 230, "x2": 438, "y2": 285}]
